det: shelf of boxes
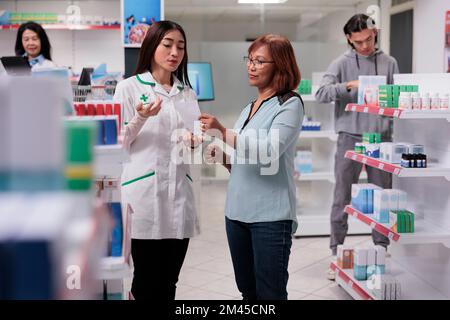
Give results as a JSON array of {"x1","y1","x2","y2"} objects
[
  {"x1": 0, "y1": 24, "x2": 121, "y2": 31},
  {"x1": 330, "y1": 262, "x2": 376, "y2": 300},
  {"x1": 300, "y1": 130, "x2": 338, "y2": 141},
  {"x1": 345, "y1": 103, "x2": 450, "y2": 121},
  {"x1": 341, "y1": 73, "x2": 450, "y2": 300},
  {"x1": 344, "y1": 151, "x2": 450, "y2": 180},
  {"x1": 332, "y1": 258, "x2": 448, "y2": 300},
  {"x1": 344, "y1": 205, "x2": 450, "y2": 246}
]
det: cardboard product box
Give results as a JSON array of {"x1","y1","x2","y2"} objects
[
  {"x1": 353, "y1": 247, "x2": 368, "y2": 281},
  {"x1": 374, "y1": 190, "x2": 390, "y2": 223},
  {"x1": 366, "y1": 247, "x2": 377, "y2": 278}
]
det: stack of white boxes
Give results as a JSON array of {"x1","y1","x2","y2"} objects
[{"x1": 373, "y1": 189, "x2": 407, "y2": 223}]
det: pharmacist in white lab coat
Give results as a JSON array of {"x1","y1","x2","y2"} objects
[
  {"x1": 14, "y1": 22, "x2": 56, "y2": 70},
  {"x1": 113, "y1": 21, "x2": 201, "y2": 301}
]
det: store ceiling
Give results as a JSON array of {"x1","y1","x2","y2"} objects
[{"x1": 166, "y1": 0, "x2": 364, "y2": 22}]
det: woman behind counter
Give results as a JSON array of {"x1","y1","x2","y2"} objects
[{"x1": 15, "y1": 21, "x2": 55, "y2": 70}]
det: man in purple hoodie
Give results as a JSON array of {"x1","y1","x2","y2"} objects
[{"x1": 315, "y1": 14, "x2": 399, "y2": 280}]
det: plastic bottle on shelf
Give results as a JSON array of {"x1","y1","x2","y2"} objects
[
  {"x1": 398, "y1": 92, "x2": 412, "y2": 110},
  {"x1": 440, "y1": 93, "x2": 449, "y2": 110},
  {"x1": 430, "y1": 93, "x2": 440, "y2": 110},
  {"x1": 421, "y1": 92, "x2": 431, "y2": 110},
  {"x1": 412, "y1": 92, "x2": 421, "y2": 110}
]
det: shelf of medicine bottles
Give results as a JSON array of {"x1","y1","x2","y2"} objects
[
  {"x1": 345, "y1": 205, "x2": 450, "y2": 246},
  {"x1": 330, "y1": 262, "x2": 376, "y2": 300},
  {"x1": 300, "y1": 130, "x2": 338, "y2": 141},
  {"x1": 345, "y1": 151, "x2": 450, "y2": 179},
  {"x1": 97, "y1": 256, "x2": 133, "y2": 281},
  {"x1": 0, "y1": 24, "x2": 120, "y2": 31},
  {"x1": 346, "y1": 103, "x2": 450, "y2": 121}
]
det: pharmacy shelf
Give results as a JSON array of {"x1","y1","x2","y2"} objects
[
  {"x1": 345, "y1": 151, "x2": 450, "y2": 180},
  {"x1": 94, "y1": 144, "x2": 129, "y2": 177},
  {"x1": 345, "y1": 205, "x2": 400, "y2": 241},
  {"x1": 345, "y1": 205, "x2": 450, "y2": 246},
  {"x1": 97, "y1": 257, "x2": 132, "y2": 281},
  {"x1": 0, "y1": 24, "x2": 120, "y2": 30},
  {"x1": 333, "y1": 258, "x2": 449, "y2": 300},
  {"x1": 295, "y1": 212, "x2": 371, "y2": 237},
  {"x1": 298, "y1": 171, "x2": 334, "y2": 182},
  {"x1": 300, "y1": 130, "x2": 338, "y2": 141},
  {"x1": 330, "y1": 262, "x2": 376, "y2": 300},
  {"x1": 345, "y1": 103, "x2": 450, "y2": 121}
]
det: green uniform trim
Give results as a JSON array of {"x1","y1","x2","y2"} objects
[
  {"x1": 136, "y1": 74, "x2": 155, "y2": 86},
  {"x1": 121, "y1": 171, "x2": 155, "y2": 186}
]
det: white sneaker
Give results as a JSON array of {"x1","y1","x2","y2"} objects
[{"x1": 326, "y1": 267, "x2": 336, "y2": 281}]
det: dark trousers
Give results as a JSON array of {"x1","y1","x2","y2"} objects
[
  {"x1": 330, "y1": 132, "x2": 391, "y2": 255},
  {"x1": 131, "y1": 238, "x2": 189, "y2": 300},
  {"x1": 225, "y1": 217, "x2": 292, "y2": 300}
]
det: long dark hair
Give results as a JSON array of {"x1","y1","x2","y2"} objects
[
  {"x1": 343, "y1": 14, "x2": 378, "y2": 49},
  {"x1": 15, "y1": 21, "x2": 52, "y2": 60},
  {"x1": 134, "y1": 20, "x2": 191, "y2": 88}
]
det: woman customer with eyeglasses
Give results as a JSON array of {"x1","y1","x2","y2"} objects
[{"x1": 199, "y1": 34, "x2": 304, "y2": 300}]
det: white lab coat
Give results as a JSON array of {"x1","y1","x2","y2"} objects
[{"x1": 113, "y1": 71, "x2": 200, "y2": 239}]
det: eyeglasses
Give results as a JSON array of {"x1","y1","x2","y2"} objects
[{"x1": 243, "y1": 56, "x2": 274, "y2": 68}]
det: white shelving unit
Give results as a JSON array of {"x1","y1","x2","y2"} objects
[
  {"x1": 341, "y1": 73, "x2": 450, "y2": 300},
  {"x1": 93, "y1": 143, "x2": 132, "y2": 299}
]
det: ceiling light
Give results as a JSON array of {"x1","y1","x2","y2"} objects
[{"x1": 238, "y1": 0, "x2": 288, "y2": 4}]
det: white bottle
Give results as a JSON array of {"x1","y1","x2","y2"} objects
[
  {"x1": 431, "y1": 93, "x2": 440, "y2": 110},
  {"x1": 412, "y1": 92, "x2": 421, "y2": 110},
  {"x1": 421, "y1": 92, "x2": 431, "y2": 110},
  {"x1": 399, "y1": 92, "x2": 412, "y2": 110},
  {"x1": 440, "y1": 93, "x2": 449, "y2": 110}
]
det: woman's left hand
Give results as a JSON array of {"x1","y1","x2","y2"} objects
[{"x1": 199, "y1": 113, "x2": 225, "y2": 138}]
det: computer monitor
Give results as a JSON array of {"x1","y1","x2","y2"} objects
[
  {"x1": 78, "y1": 67, "x2": 94, "y2": 86},
  {"x1": 0, "y1": 56, "x2": 31, "y2": 76},
  {"x1": 187, "y1": 62, "x2": 215, "y2": 101}
]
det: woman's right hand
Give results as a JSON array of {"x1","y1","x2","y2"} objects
[{"x1": 136, "y1": 96, "x2": 162, "y2": 118}]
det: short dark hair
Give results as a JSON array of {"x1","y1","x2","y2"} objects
[
  {"x1": 248, "y1": 34, "x2": 301, "y2": 95},
  {"x1": 134, "y1": 20, "x2": 191, "y2": 88},
  {"x1": 15, "y1": 21, "x2": 52, "y2": 60},
  {"x1": 343, "y1": 14, "x2": 377, "y2": 48}
]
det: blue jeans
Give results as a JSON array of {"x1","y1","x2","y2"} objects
[{"x1": 225, "y1": 217, "x2": 292, "y2": 300}]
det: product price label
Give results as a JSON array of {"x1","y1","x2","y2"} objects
[
  {"x1": 352, "y1": 106, "x2": 357, "y2": 112},
  {"x1": 348, "y1": 280, "x2": 354, "y2": 288},
  {"x1": 394, "y1": 168, "x2": 401, "y2": 175},
  {"x1": 362, "y1": 157, "x2": 368, "y2": 164},
  {"x1": 352, "y1": 154, "x2": 357, "y2": 160},
  {"x1": 370, "y1": 222, "x2": 376, "y2": 229},
  {"x1": 388, "y1": 232, "x2": 394, "y2": 240},
  {"x1": 394, "y1": 110, "x2": 400, "y2": 117},
  {"x1": 378, "y1": 163, "x2": 384, "y2": 170},
  {"x1": 353, "y1": 211, "x2": 358, "y2": 218},
  {"x1": 378, "y1": 108, "x2": 385, "y2": 115},
  {"x1": 364, "y1": 107, "x2": 369, "y2": 113}
]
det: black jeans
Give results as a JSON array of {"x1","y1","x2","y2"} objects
[
  {"x1": 226, "y1": 217, "x2": 292, "y2": 300},
  {"x1": 131, "y1": 238, "x2": 189, "y2": 300}
]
